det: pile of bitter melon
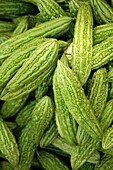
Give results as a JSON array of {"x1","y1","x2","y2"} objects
[{"x1": 1, "y1": 0, "x2": 113, "y2": 169}]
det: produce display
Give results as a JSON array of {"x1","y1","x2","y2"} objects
[{"x1": 1, "y1": 0, "x2": 113, "y2": 170}]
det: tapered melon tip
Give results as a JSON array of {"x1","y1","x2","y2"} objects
[
  {"x1": 57, "y1": 60, "x2": 69, "y2": 74},
  {"x1": 57, "y1": 59, "x2": 61, "y2": 65},
  {"x1": 57, "y1": 60, "x2": 63, "y2": 69},
  {"x1": 57, "y1": 60, "x2": 63, "y2": 66},
  {"x1": 57, "y1": 59, "x2": 69, "y2": 69},
  {"x1": 41, "y1": 95, "x2": 51, "y2": 103},
  {"x1": 49, "y1": 38, "x2": 58, "y2": 48},
  {"x1": 102, "y1": 142, "x2": 109, "y2": 150},
  {"x1": 0, "y1": 90, "x2": 7, "y2": 101}
]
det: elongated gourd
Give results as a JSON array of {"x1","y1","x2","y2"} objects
[
  {"x1": 89, "y1": 67, "x2": 108, "y2": 119},
  {"x1": 69, "y1": 0, "x2": 91, "y2": 17},
  {"x1": 69, "y1": 0, "x2": 80, "y2": 17},
  {"x1": 5, "y1": 121, "x2": 17, "y2": 131},
  {"x1": 17, "y1": 96, "x2": 54, "y2": 170},
  {"x1": 0, "y1": 33, "x2": 11, "y2": 45},
  {"x1": 0, "y1": 16, "x2": 72, "y2": 61},
  {"x1": 71, "y1": 137, "x2": 100, "y2": 170},
  {"x1": 92, "y1": 36, "x2": 113, "y2": 70},
  {"x1": 40, "y1": 119, "x2": 58, "y2": 148},
  {"x1": 0, "y1": 39, "x2": 58, "y2": 100},
  {"x1": 0, "y1": 20, "x2": 15, "y2": 33},
  {"x1": 0, "y1": 1, "x2": 37, "y2": 19},
  {"x1": 52, "y1": 136, "x2": 78, "y2": 155},
  {"x1": 0, "y1": 37, "x2": 47, "y2": 91},
  {"x1": 31, "y1": 96, "x2": 54, "y2": 145},
  {"x1": 87, "y1": 150, "x2": 100, "y2": 164},
  {"x1": 94, "y1": 154, "x2": 113, "y2": 170},
  {"x1": 36, "y1": 0, "x2": 66, "y2": 21},
  {"x1": 24, "y1": 0, "x2": 74, "y2": 39},
  {"x1": 0, "y1": 116, "x2": 19, "y2": 166},
  {"x1": 35, "y1": 75, "x2": 52, "y2": 102},
  {"x1": 99, "y1": 99, "x2": 113, "y2": 132},
  {"x1": 52, "y1": 135, "x2": 100, "y2": 165},
  {"x1": 0, "y1": 38, "x2": 67, "y2": 91},
  {"x1": 1, "y1": 94, "x2": 29, "y2": 118},
  {"x1": 108, "y1": 82, "x2": 113, "y2": 99},
  {"x1": 107, "y1": 67, "x2": 113, "y2": 82},
  {"x1": 60, "y1": 53, "x2": 70, "y2": 67},
  {"x1": 76, "y1": 68, "x2": 108, "y2": 145},
  {"x1": 53, "y1": 70, "x2": 77, "y2": 145},
  {"x1": 38, "y1": 151, "x2": 70, "y2": 170},
  {"x1": 54, "y1": 60, "x2": 102, "y2": 140},
  {"x1": 100, "y1": 147, "x2": 113, "y2": 156},
  {"x1": 16, "y1": 122, "x2": 36, "y2": 170},
  {"x1": 102, "y1": 125, "x2": 113, "y2": 149},
  {"x1": 76, "y1": 125, "x2": 90, "y2": 145},
  {"x1": 72, "y1": 2, "x2": 93, "y2": 85},
  {"x1": 91, "y1": 0, "x2": 113, "y2": 24},
  {"x1": 15, "y1": 100, "x2": 36, "y2": 127},
  {"x1": 93, "y1": 23, "x2": 113, "y2": 45},
  {"x1": 12, "y1": 16, "x2": 29, "y2": 37}
]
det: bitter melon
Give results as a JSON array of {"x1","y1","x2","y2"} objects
[
  {"x1": 12, "y1": 15, "x2": 29, "y2": 37},
  {"x1": 38, "y1": 150, "x2": 70, "y2": 170},
  {"x1": 52, "y1": 136, "x2": 78, "y2": 155},
  {"x1": 15, "y1": 100, "x2": 36, "y2": 127},
  {"x1": 36, "y1": 0, "x2": 66, "y2": 21},
  {"x1": 76, "y1": 125, "x2": 90, "y2": 146},
  {"x1": 93, "y1": 23, "x2": 113, "y2": 45},
  {"x1": 71, "y1": 137, "x2": 100, "y2": 170},
  {"x1": 107, "y1": 67, "x2": 113, "y2": 82},
  {"x1": 5, "y1": 121, "x2": 17, "y2": 131},
  {"x1": 35, "y1": 75, "x2": 52, "y2": 102},
  {"x1": 0, "y1": 94, "x2": 29, "y2": 118},
  {"x1": 53, "y1": 70, "x2": 77, "y2": 145},
  {"x1": 89, "y1": 67, "x2": 108, "y2": 119},
  {"x1": 0, "y1": 38, "x2": 66, "y2": 91},
  {"x1": 54, "y1": 60, "x2": 102, "y2": 140},
  {"x1": 40, "y1": 119, "x2": 58, "y2": 148},
  {"x1": 102, "y1": 125, "x2": 113, "y2": 149},
  {"x1": 16, "y1": 122, "x2": 36, "y2": 170},
  {"x1": 0, "y1": 16, "x2": 72, "y2": 61},
  {"x1": 69, "y1": 0, "x2": 80, "y2": 17},
  {"x1": 91, "y1": 0, "x2": 113, "y2": 24},
  {"x1": 0, "y1": 39, "x2": 58, "y2": 100},
  {"x1": 87, "y1": 150, "x2": 100, "y2": 164},
  {"x1": 76, "y1": 68, "x2": 108, "y2": 146},
  {"x1": 0, "y1": 33, "x2": 11, "y2": 45},
  {"x1": 26, "y1": 0, "x2": 74, "y2": 39},
  {"x1": 0, "y1": 37, "x2": 47, "y2": 91},
  {"x1": 0, "y1": 116, "x2": 19, "y2": 166},
  {"x1": 99, "y1": 99, "x2": 113, "y2": 132},
  {"x1": 0, "y1": 1, "x2": 37, "y2": 19},
  {"x1": 92, "y1": 36, "x2": 113, "y2": 70},
  {"x1": 69, "y1": 0, "x2": 91, "y2": 18},
  {"x1": 94, "y1": 154, "x2": 113, "y2": 170},
  {"x1": 31, "y1": 96, "x2": 54, "y2": 145},
  {"x1": 17, "y1": 95, "x2": 54, "y2": 170},
  {"x1": 0, "y1": 20, "x2": 15, "y2": 33},
  {"x1": 60, "y1": 53, "x2": 70, "y2": 67},
  {"x1": 72, "y1": 2, "x2": 93, "y2": 85},
  {"x1": 100, "y1": 147, "x2": 113, "y2": 156}
]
